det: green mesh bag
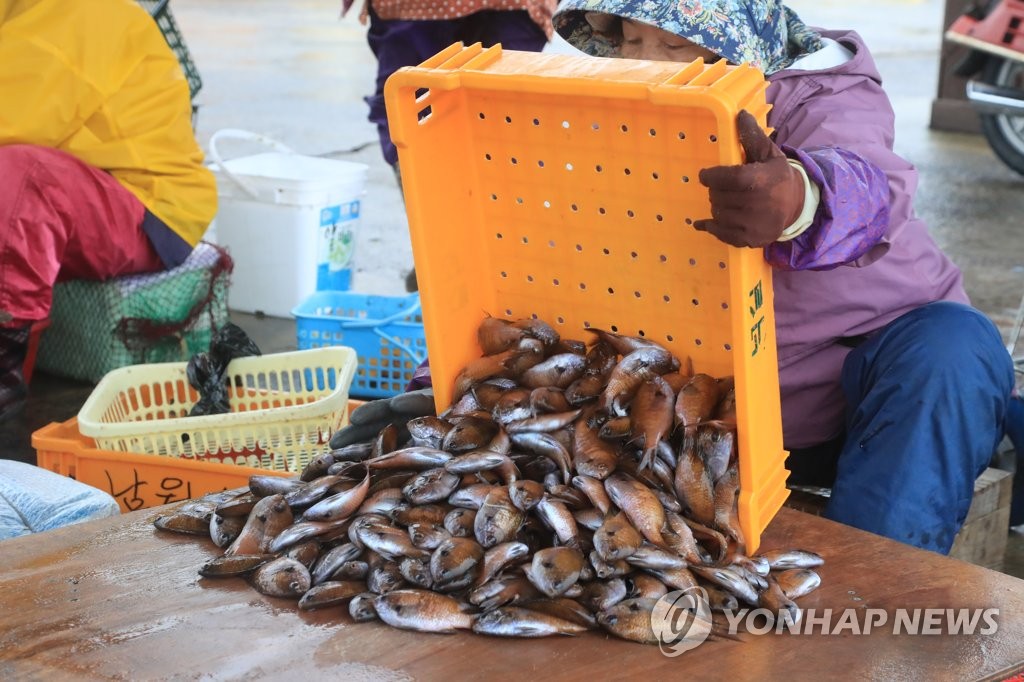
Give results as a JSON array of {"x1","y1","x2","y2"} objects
[{"x1": 36, "y1": 243, "x2": 232, "y2": 383}]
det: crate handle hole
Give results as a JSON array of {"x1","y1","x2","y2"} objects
[{"x1": 417, "y1": 105, "x2": 433, "y2": 124}]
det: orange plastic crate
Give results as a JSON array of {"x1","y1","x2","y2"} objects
[
  {"x1": 32, "y1": 401, "x2": 367, "y2": 513},
  {"x1": 31, "y1": 418, "x2": 289, "y2": 513},
  {"x1": 385, "y1": 44, "x2": 788, "y2": 552}
]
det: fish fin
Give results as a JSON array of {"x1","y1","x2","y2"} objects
[{"x1": 638, "y1": 446, "x2": 657, "y2": 471}]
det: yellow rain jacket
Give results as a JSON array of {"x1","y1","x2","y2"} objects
[{"x1": 0, "y1": 0, "x2": 216, "y2": 256}]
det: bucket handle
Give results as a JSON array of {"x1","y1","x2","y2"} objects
[
  {"x1": 207, "y1": 129, "x2": 296, "y2": 200},
  {"x1": 339, "y1": 297, "x2": 425, "y2": 368}
]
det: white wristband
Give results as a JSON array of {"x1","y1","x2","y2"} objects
[{"x1": 776, "y1": 159, "x2": 821, "y2": 242}]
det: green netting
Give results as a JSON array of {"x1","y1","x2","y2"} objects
[{"x1": 36, "y1": 243, "x2": 232, "y2": 383}]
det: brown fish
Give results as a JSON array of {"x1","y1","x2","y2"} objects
[
  {"x1": 476, "y1": 541, "x2": 531, "y2": 586},
  {"x1": 348, "y1": 592, "x2": 378, "y2": 622},
  {"x1": 594, "y1": 511, "x2": 644, "y2": 562},
  {"x1": 774, "y1": 568, "x2": 822, "y2": 600},
  {"x1": 520, "y1": 353, "x2": 588, "y2": 390},
  {"x1": 535, "y1": 495, "x2": 580, "y2": 548},
  {"x1": 268, "y1": 517, "x2": 350, "y2": 553},
  {"x1": 512, "y1": 318, "x2": 559, "y2": 347},
  {"x1": 399, "y1": 413, "x2": 448, "y2": 446},
  {"x1": 248, "y1": 474, "x2": 304, "y2": 498},
  {"x1": 674, "y1": 435, "x2": 717, "y2": 528},
  {"x1": 366, "y1": 446, "x2": 452, "y2": 470},
  {"x1": 303, "y1": 470, "x2": 370, "y2": 522},
  {"x1": 505, "y1": 409, "x2": 582, "y2": 434},
  {"x1": 443, "y1": 416, "x2": 499, "y2": 453},
  {"x1": 530, "y1": 387, "x2": 572, "y2": 414},
  {"x1": 251, "y1": 557, "x2": 311, "y2": 599},
  {"x1": 403, "y1": 468, "x2": 461, "y2": 505},
  {"x1": 630, "y1": 375, "x2": 676, "y2": 470},
  {"x1": 509, "y1": 479, "x2": 546, "y2": 512},
  {"x1": 756, "y1": 549, "x2": 825, "y2": 570},
  {"x1": 430, "y1": 537, "x2": 485, "y2": 583},
  {"x1": 471, "y1": 379, "x2": 518, "y2": 412},
  {"x1": 154, "y1": 511, "x2": 210, "y2": 536},
  {"x1": 565, "y1": 373, "x2": 606, "y2": 406},
  {"x1": 453, "y1": 348, "x2": 537, "y2": 401},
  {"x1": 758, "y1": 575, "x2": 801, "y2": 625},
  {"x1": 570, "y1": 475, "x2": 612, "y2": 514},
  {"x1": 520, "y1": 598, "x2": 597, "y2": 628},
  {"x1": 199, "y1": 553, "x2": 274, "y2": 578},
  {"x1": 407, "y1": 522, "x2": 451, "y2": 551},
  {"x1": 523, "y1": 547, "x2": 585, "y2": 598},
  {"x1": 600, "y1": 347, "x2": 679, "y2": 415},
  {"x1": 596, "y1": 598, "x2": 660, "y2": 644},
  {"x1": 469, "y1": 576, "x2": 542, "y2": 610},
  {"x1": 473, "y1": 607, "x2": 587, "y2": 638},
  {"x1": 443, "y1": 507, "x2": 477, "y2": 537},
  {"x1": 478, "y1": 316, "x2": 527, "y2": 355},
  {"x1": 572, "y1": 417, "x2": 618, "y2": 480},
  {"x1": 374, "y1": 589, "x2": 473, "y2": 633},
  {"x1": 712, "y1": 464, "x2": 744, "y2": 545},
  {"x1": 225, "y1": 493, "x2": 293, "y2": 556},
  {"x1": 509, "y1": 432, "x2": 571, "y2": 484},
  {"x1": 624, "y1": 573, "x2": 668, "y2": 600},
  {"x1": 580, "y1": 578, "x2": 629, "y2": 613},
  {"x1": 674, "y1": 373, "x2": 720, "y2": 430},
  {"x1": 298, "y1": 580, "x2": 366, "y2": 610},
  {"x1": 310, "y1": 542, "x2": 363, "y2": 585},
  {"x1": 604, "y1": 472, "x2": 669, "y2": 548},
  {"x1": 584, "y1": 328, "x2": 663, "y2": 356},
  {"x1": 474, "y1": 487, "x2": 526, "y2": 548}
]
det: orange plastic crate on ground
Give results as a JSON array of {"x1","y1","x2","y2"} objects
[
  {"x1": 32, "y1": 418, "x2": 290, "y2": 513},
  {"x1": 32, "y1": 400, "x2": 367, "y2": 514},
  {"x1": 385, "y1": 44, "x2": 787, "y2": 552}
]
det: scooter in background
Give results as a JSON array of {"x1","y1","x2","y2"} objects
[{"x1": 946, "y1": 0, "x2": 1024, "y2": 176}]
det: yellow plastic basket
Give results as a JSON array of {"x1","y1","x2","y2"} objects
[
  {"x1": 385, "y1": 44, "x2": 788, "y2": 552},
  {"x1": 76, "y1": 347, "x2": 357, "y2": 473}
]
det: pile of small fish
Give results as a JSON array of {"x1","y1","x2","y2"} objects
[{"x1": 155, "y1": 316, "x2": 824, "y2": 644}]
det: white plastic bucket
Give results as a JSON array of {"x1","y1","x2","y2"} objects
[{"x1": 207, "y1": 129, "x2": 368, "y2": 318}]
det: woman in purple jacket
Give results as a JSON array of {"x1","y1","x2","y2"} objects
[{"x1": 548, "y1": 0, "x2": 1014, "y2": 553}]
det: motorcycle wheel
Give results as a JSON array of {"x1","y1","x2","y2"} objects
[{"x1": 979, "y1": 58, "x2": 1024, "y2": 176}]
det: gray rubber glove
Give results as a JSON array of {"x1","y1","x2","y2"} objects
[{"x1": 329, "y1": 388, "x2": 436, "y2": 449}]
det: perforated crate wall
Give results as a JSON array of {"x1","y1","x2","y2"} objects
[{"x1": 385, "y1": 44, "x2": 786, "y2": 552}]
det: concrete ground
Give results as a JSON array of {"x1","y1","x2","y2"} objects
[{"x1": 5, "y1": 0, "x2": 1024, "y2": 575}]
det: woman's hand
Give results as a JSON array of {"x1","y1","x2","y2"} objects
[{"x1": 696, "y1": 110, "x2": 806, "y2": 248}]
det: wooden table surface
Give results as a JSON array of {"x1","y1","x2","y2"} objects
[{"x1": 1, "y1": 506, "x2": 1023, "y2": 681}]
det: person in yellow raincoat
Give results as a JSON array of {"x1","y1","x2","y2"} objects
[{"x1": 0, "y1": 0, "x2": 217, "y2": 417}]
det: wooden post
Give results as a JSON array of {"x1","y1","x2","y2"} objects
[{"x1": 930, "y1": 0, "x2": 983, "y2": 133}]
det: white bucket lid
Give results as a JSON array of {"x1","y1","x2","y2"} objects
[{"x1": 211, "y1": 152, "x2": 368, "y2": 205}]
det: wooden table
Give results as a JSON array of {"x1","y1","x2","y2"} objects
[{"x1": 2, "y1": 507, "x2": 1023, "y2": 681}]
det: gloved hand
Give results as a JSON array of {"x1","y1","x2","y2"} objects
[
  {"x1": 695, "y1": 110, "x2": 806, "y2": 248},
  {"x1": 329, "y1": 387, "x2": 436, "y2": 449}
]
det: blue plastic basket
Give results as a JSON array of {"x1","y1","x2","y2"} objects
[{"x1": 293, "y1": 291, "x2": 426, "y2": 399}]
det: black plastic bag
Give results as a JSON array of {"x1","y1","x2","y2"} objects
[{"x1": 186, "y1": 322, "x2": 262, "y2": 417}]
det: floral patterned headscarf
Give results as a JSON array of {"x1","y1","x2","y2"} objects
[{"x1": 552, "y1": 0, "x2": 824, "y2": 75}]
